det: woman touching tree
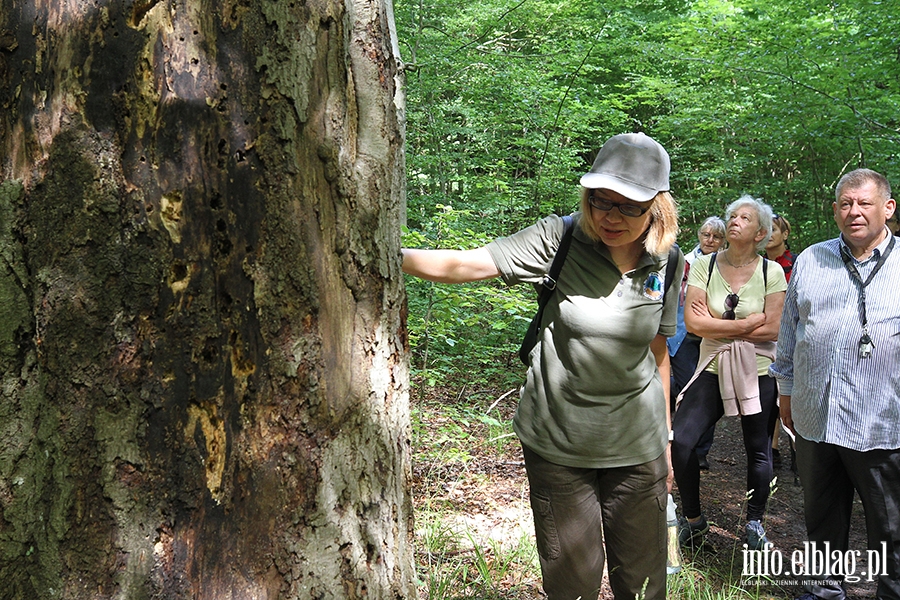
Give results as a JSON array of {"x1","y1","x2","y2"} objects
[{"x1": 403, "y1": 133, "x2": 684, "y2": 600}]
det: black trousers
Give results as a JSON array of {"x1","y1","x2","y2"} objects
[
  {"x1": 795, "y1": 436, "x2": 900, "y2": 600},
  {"x1": 672, "y1": 372, "x2": 778, "y2": 522},
  {"x1": 670, "y1": 336, "x2": 715, "y2": 456}
]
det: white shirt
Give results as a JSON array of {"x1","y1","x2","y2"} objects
[{"x1": 769, "y1": 229, "x2": 900, "y2": 451}]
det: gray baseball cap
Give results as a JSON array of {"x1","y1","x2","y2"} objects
[{"x1": 579, "y1": 133, "x2": 670, "y2": 202}]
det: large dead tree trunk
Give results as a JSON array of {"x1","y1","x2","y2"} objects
[{"x1": 0, "y1": 1, "x2": 413, "y2": 598}]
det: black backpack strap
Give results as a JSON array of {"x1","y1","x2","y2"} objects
[
  {"x1": 706, "y1": 252, "x2": 717, "y2": 287},
  {"x1": 663, "y1": 244, "x2": 679, "y2": 302},
  {"x1": 707, "y1": 252, "x2": 768, "y2": 288},
  {"x1": 539, "y1": 215, "x2": 575, "y2": 295},
  {"x1": 519, "y1": 215, "x2": 575, "y2": 365}
]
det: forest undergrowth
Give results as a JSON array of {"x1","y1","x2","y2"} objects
[{"x1": 410, "y1": 377, "x2": 875, "y2": 600}]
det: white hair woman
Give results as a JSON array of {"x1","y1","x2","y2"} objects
[
  {"x1": 671, "y1": 195, "x2": 787, "y2": 550},
  {"x1": 402, "y1": 133, "x2": 683, "y2": 600},
  {"x1": 696, "y1": 216, "x2": 726, "y2": 257}
]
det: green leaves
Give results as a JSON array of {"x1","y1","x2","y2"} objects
[
  {"x1": 656, "y1": 0, "x2": 900, "y2": 246},
  {"x1": 397, "y1": 0, "x2": 900, "y2": 384},
  {"x1": 402, "y1": 206, "x2": 533, "y2": 386}
]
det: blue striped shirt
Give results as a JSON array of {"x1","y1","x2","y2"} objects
[{"x1": 769, "y1": 229, "x2": 900, "y2": 451}]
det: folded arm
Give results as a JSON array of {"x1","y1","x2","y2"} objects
[
  {"x1": 683, "y1": 286, "x2": 766, "y2": 339},
  {"x1": 740, "y1": 291, "x2": 784, "y2": 343}
]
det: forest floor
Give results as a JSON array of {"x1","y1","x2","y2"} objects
[{"x1": 411, "y1": 381, "x2": 876, "y2": 599}]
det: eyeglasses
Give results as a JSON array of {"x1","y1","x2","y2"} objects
[
  {"x1": 723, "y1": 293, "x2": 739, "y2": 320},
  {"x1": 699, "y1": 232, "x2": 724, "y2": 241},
  {"x1": 588, "y1": 190, "x2": 652, "y2": 218}
]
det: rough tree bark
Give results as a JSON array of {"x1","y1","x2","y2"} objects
[{"x1": 0, "y1": 1, "x2": 413, "y2": 598}]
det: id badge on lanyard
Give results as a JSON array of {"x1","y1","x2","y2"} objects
[{"x1": 839, "y1": 235, "x2": 895, "y2": 359}]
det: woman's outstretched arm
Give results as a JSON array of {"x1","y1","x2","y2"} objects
[{"x1": 401, "y1": 247, "x2": 501, "y2": 283}]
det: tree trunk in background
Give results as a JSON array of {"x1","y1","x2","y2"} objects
[{"x1": 0, "y1": 1, "x2": 413, "y2": 598}]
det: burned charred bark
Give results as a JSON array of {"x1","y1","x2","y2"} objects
[{"x1": 0, "y1": 1, "x2": 412, "y2": 598}]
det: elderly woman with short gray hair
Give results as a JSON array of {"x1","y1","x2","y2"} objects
[{"x1": 671, "y1": 195, "x2": 787, "y2": 551}]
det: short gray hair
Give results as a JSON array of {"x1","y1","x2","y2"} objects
[
  {"x1": 835, "y1": 168, "x2": 891, "y2": 202},
  {"x1": 698, "y1": 216, "x2": 726, "y2": 238},
  {"x1": 724, "y1": 195, "x2": 774, "y2": 252}
]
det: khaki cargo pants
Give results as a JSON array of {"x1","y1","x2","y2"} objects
[{"x1": 523, "y1": 445, "x2": 668, "y2": 600}]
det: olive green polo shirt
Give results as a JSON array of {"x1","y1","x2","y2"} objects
[{"x1": 487, "y1": 213, "x2": 682, "y2": 469}]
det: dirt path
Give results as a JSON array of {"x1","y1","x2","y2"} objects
[
  {"x1": 676, "y1": 415, "x2": 875, "y2": 599},
  {"x1": 412, "y1": 387, "x2": 877, "y2": 599}
]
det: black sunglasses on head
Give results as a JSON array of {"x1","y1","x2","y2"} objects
[
  {"x1": 723, "y1": 293, "x2": 739, "y2": 320},
  {"x1": 588, "y1": 190, "x2": 652, "y2": 218}
]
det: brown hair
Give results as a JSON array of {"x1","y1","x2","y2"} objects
[{"x1": 772, "y1": 214, "x2": 792, "y2": 238}]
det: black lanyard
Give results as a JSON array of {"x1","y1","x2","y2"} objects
[{"x1": 839, "y1": 234, "x2": 895, "y2": 357}]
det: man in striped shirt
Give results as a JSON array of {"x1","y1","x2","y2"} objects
[{"x1": 770, "y1": 168, "x2": 900, "y2": 600}]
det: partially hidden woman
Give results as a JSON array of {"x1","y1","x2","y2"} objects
[
  {"x1": 764, "y1": 213, "x2": 796, "y2": 469},
  {"x1": 671, "y1": 195, "x2": 786, "y2": 550},
  {"x1": 402, "y1": 133, "x2": 684, "y2": 600},
  {"x1": 766, "y1": 214, "x2": 796, "y2": 282}
]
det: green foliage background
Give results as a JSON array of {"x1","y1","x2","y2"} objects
[{"x1": 396, "y1": 0, "x2": 900, "y2": 382}]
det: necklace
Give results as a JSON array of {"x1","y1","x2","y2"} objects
[{"x1": 723, "y1": 250, "x2": 758, "y2": 269}]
